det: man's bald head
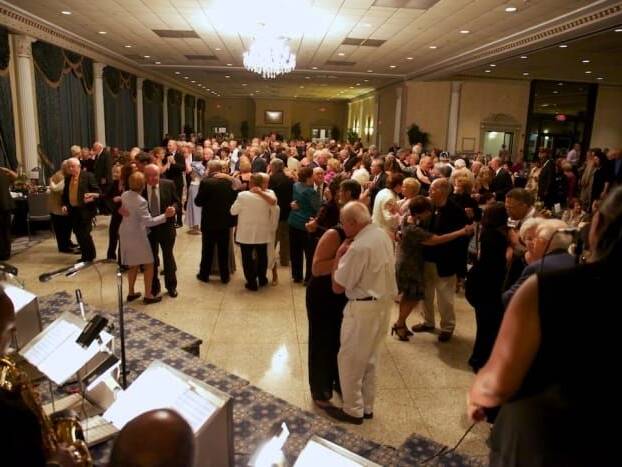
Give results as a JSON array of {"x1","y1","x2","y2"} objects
[
  {"x1": 144, "y1": 164, "x2": 160, "y2": 187},
  {"x1": 340, "y1": 201, "x2": 371, "y2": 239},
  {"x1": 109, "y1": 409, "x2": 195, "y2": 467}
]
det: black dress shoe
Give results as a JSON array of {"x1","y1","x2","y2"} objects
[
  {"x1": 221, "y1": 277, "x2": 230, "y2": 284},
  {"x1": 438, "y1": 331, "x2": 453, "y2": 342},
  {"x1": 324, "y1": 406, "x2": 363, "y2": 425},
  {"x1": 244, "y1": 282, "x2": 258, "y2": 291},
  {"x1": 196, "y1": 274, "x2": 209, "y2": 283},
  {"x1": 258, "y1": 278, "x2": 269, "y2": 287},
  {"x1": 411, "y1": 323, "x2": 435, "y2": 333},
  {"x1": 143, "y1": 296, "x2": 162, "y2": 305},
  {"x1": 168, "y1": 289, "x2": 178, "y2": 298},
  {"x1": 364, "y1": 412, "x2": 373, "y2": 419}
]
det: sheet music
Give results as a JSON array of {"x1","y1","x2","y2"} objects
[
  {"x1": 294, "y1": 440, "x2": 363, "y2": 467},
  {"x1": 171, "y1": 383, "x2": 216, "y2": 433},
  {"x1": 104, "y1": 365, "x2": 215, "y2": 433},
  {"x1": 20, "y1": 317, "x2": 113, "y2": 385}
]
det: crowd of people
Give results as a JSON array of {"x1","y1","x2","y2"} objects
[{"x1": 1, "y1": 132, "x2": 622, "y2": 466}]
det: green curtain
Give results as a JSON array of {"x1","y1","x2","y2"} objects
[
  {"x1": 184, "y1": 94, "x2": 195, "y2": 132},
  {"x1": 103, "y1": 66, "x2": 137, "y2": 150},
  {"x1": 197, "y1": 99, "x2": 205, "y2": 136},
  {"x1": 33, "y1": 41, "x2": 94, "y2": 172},
  {"x1": 143, "y1": 80, "x2": 163, "y2": 149},
  {"x1": 0, "y1": 26, "x2": 17, "y2": 169},
  {"x1": 167, "y1": 89, "x2": 182, "y2": 137}
]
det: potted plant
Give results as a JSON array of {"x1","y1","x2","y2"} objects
[
  {"x1": 331, "y1": 126, "x2": 341, "y2": 142},
  {"x1": 406, "y1": 124, "x2": 429, "y2": 147},
  {"x1": 346, "y1": 130, "x2": 359, "y2": 144}
]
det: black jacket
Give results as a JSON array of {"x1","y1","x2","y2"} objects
[
  {"x1": 194, "y1": 176, "x2": 237, "y2": 230},
  {"x1": 490, "y1": 168, "x2": 513, "y2": 201},
  {"x1": 268, "y1": 171, "x2": 294, "y2": 221},
  {"x1": 538, "y1": 158, "x2": 556, "y2": 203},
  {"x1": 142, "y1": 179, "x2": 180, "y2": 236},
  {"x1": 93, "y1": 149, "x2": 112, "y2": 186},
  {"x1": 422, "y1": 198, "x2": 469, "y2": 277},
  {"x1": 165, "y1": 151, "x2": 186, "y2": 185},
  {"x1": 62, "y1": 171, "x2": 100, "y2": 219},
  {"x1": 0, "y1": 172, "x2": 14, "y2": 211}
]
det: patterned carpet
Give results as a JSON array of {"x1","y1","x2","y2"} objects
[
  {"x1": 10, "y1": 231, "x2": 52, "y2": 257},
  {"x1": 37, "y1": 291, "x2": 484, "y2": 466}
]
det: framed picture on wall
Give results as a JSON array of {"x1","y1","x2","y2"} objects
[{"x1": 264, "y1": 110, "x2": 283, "y2": 124}]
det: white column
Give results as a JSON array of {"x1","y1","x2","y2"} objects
[
  {"x1": 136, "y1": 77, "x2": 145, "y2": 148},
  {"x1": 93, "y1": 62, "x2": 106, "y2": 145},
  {"x1": 374, "y1": 95, "x2": 380, "y2": 149},
  {"x1": 180, "y1": 93, "x2": 185, "y2": 132},
  {"x1": 13, "y1": 34, "x2": 38, "y2": 172},
  {"x1": 447, "y1": 81, "x2": 462, "y2": 156},
  {"x1": 347, "y1": 102, "x2": 352, "y2": 129},
  {"x1": 393, "y1": 85, "x2": 403, "y2": 147},
  {"x1": 163, "y1": 86, "x2": 169, "y2": 136},
  {"x1": 193, "y1": 97, "x2": 197, "y2": 133}
]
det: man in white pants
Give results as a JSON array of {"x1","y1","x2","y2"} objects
[{"x1": 325, "y1": 201, "x2": 397, "y2": 424}]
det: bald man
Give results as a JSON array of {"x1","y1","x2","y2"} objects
[{"x1": 109, "y1": 409, "x2": 195, "y2": 467}]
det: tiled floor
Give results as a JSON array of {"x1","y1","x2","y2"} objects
[{"x1": 9, "y1": 220, "x2": 489, "y2": 459}]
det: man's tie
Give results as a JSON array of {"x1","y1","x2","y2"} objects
[{"x1": 150, "y1": 186, "x2": 159, "y2": 215}]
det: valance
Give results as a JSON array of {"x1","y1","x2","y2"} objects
[
  {"x1": 143, "y1": 79, "x2": 163, "y2": 103},
  {"x1": 32, "y1": 41, "x2": 93, "y2": 94},
  {"x1": 103, "y1": 66, "x2": 136, "y2": 98},
  {"x1": 167, "y1": 88, "x2": 182, "y2": 106},
  {"x1": 184, "y1": 94, "x2": 195, "y2": 109}
]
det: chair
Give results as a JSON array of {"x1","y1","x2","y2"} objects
[{"x1": 26, "y1": 190, "x2": 51, "y2": 242}]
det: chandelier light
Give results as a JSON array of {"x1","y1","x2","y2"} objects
[{"x1": 243, "y1": 36, "x2": 296, "y2": 79}]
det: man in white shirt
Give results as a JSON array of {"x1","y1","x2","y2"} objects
[
  {"x1": 566, "y1": 143, "x2": 581, "y2": 167},
  {"x1": 230, "y1": 174, "x2": 277, "y2": 291},
  {"x1": 326, "y1": 202, "x2": 397, "y2": 424}
]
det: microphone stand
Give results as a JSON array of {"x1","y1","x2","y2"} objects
[{"x1": 38, "y1": 259, "x2": 129, "y2": 389}]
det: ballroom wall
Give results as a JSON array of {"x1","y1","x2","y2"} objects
[{"x1": 591, "y1": 85, "x2": 622, "y2": 149}]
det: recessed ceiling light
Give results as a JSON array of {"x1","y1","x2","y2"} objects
[
  {"x1": 338, "y1": 52, "x2": 345, "y2": 56},
  {"x1": 615, "y1": 29, "x2": 622, "y2": 32},
  {"x1": 184, "y1": 76, "x2": 189, "y2": 79},
  {"x1": 553, "y1": 90, "x2": 559, "y2": 94},
  {"x1": 305, "y1": 76, "x2": 311, "y2": 79},
  {"x1": 356, "y1": 83, "x2": 361, "y2": 86},
  {"x1": 255, "y1": 90, "x2": 260, "y2": 93},
  {"x1": 367, "y1": 69, "x2": 373, "y2": 73},
  {"x1": 362, "y1": 23, "x2": 372, "y2": 27},
  {"x1": 175, "y1": 71, "x2": 180, "y2": 74},
  {"x1": 241, "y1": 83, "x2": 247, "y2": 86},
  {"x1": 312, "y1": 66, "x2": 318, "y2": 70},
  {"x1": 460, "y1": 30, "x2": 470, "y2": 34},
  {"x1": 225, "y1": 75, "x2": 230, "y2": 78},
  {"x1": 206, "y1": 88, "x2": 211, "y2": 91},
  {"x1": 520, "y1": 55, "x2": 528, "y2": 59},
  {"x1": 155, "y1": 61, "x2": 161, "y2": 64},
  {"x1": 505, "y1": 7, "x2": 517, "y2": 12},
  {"x1": 226, "y1": 63, "x2": 232, "y2": 66},
  {"x1": 389, "y1": 65, "x2": 397, "y2": 68},
  {"x1": 581, "y1": 59, "x2": 590, "y2": 63},
  {"x1": 597, "y1": 77, "x2": 604, "y2": 80},
  {"x1": 523, "y1": 72, "x2": 529, "y2": 76},
  {"x1": 215, "y1": 47, "x2": 221, "y2": 51},
  {"x1": 125, "y1": 45, "x2": 132, "y2": 48},
  {"x1": 484, "y1": 70, "x2": 492, "y2": 73},
  {"x1": 489, "y1": 64, "x2": 496, "y2": 67},
  {"x1": 299, "y1": 86, "x2": 304, "y2": 89},
  {"x1": 558, "y1": 82, "x2": 564, "y2": 86},
  {"x1": 349, "y1": 86, "x2": 354, "y2": 89},
  {"x1": 144, "y1": 55, "x2": 150, "y2": 58},
  {"x1": 585, "y1": 70, "x2": 592, "y2": 74},
  {"x1": 364, "y1": 79, "x2": 369, "y2": 82},
  {"x1": 406, "y1": 57, "x2": 413, "y2": 60},
  {"x1": 429, "y1": 45, "x2": 437, "y2": 49},
  {"x1": 191, "y1": 80, "x2": 196, "y2": 83},
  {"x1": 559, "y1": 44, "x2": 568, "y2": 48},
  {"x1": 98, "y1": 31, "x2": 107, "y2": 35},
  {"x1": 61, "y1": 11, "x2": 71, "y2": 15}
]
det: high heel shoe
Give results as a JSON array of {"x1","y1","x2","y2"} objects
[{"x1": 391, "y1": 323, "x2": 410, "y2": 341}]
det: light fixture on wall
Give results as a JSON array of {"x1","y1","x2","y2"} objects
[{"x1": 243, "y1": 33, "x2": 296, "y2": 79}]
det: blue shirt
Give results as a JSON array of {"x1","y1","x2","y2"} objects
[{"x1": 287, "y1": 182, "x2": 320, "y2": 231}]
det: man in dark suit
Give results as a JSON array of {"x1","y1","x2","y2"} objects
[
  {"x1": 538, "y1": 150, "x2": 556, "y2": 208},
  {"x1": 368, "y1": 158, "x2": 387, "y2": 209},
  {"x1": 143, "y1": 164, "x2": 180, "y2": 297},
  {"x1": 164, "y1": 139, "x2": 186, "y2": 226},
  {"x1": 250, "y1": 147, "x2": 267, "y2": 173},
  {"x1": 413, "y1": 178, "x2": 470, "y2": 342},
  {"x1": 0, "y1": 167, "x2": 16, "y2": 260},
  {"x1": 194, "y1": 160, "x2": 237, "y2": 284},
  {"x1": 62, "y1": 158, "x2": 100, "y2": 262},
  {"x1": 268, "y1": 158, "x2": 293, "y2": 266},
  {"x1": 489, "y1": 157, "x2": 513, "y2": 202},
  {"x1": 93, "y1": 142, "x2": 112, "y2": 214}
]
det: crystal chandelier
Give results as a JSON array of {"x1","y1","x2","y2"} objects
[{"x1": 243, "y1": 35, "x2": 296, "y2": 79}]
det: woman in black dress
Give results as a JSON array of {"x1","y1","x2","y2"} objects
[
  {"x1": 468, "y1": 186, "x2": 622, "y2": 467},
  {"x1": 467, "y1": 202, "x2": 508, "y2": 372}
]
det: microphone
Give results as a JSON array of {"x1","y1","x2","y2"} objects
[
  {"x1": 39, "y1": 262, "x2": 92, "y2": 282},
  {"x1": 75, "y1": 288, "x2": 86, "y2": 321},
  {"x1": 65, "y1": 261, "x2": 91, "y2": 278}
]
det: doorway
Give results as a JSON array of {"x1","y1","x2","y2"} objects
[{"x1": 483, "y1": 131, "x2": 513, "y2": 157}]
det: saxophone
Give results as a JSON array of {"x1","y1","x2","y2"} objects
[{"x1": 0, "y1": 356, "x2": 92, "y2": 466}]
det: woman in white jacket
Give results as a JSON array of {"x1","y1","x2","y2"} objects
[{"x1": 119, "y1": 172, "x2": 175, "y2": 304}]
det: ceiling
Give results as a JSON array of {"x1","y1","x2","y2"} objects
[
  {"x1": 458, "y1": 26, "x2": 622, "y2": 85},
  {"x1": 5, "y1": 0, "x2": 622, "y2": 99}
]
